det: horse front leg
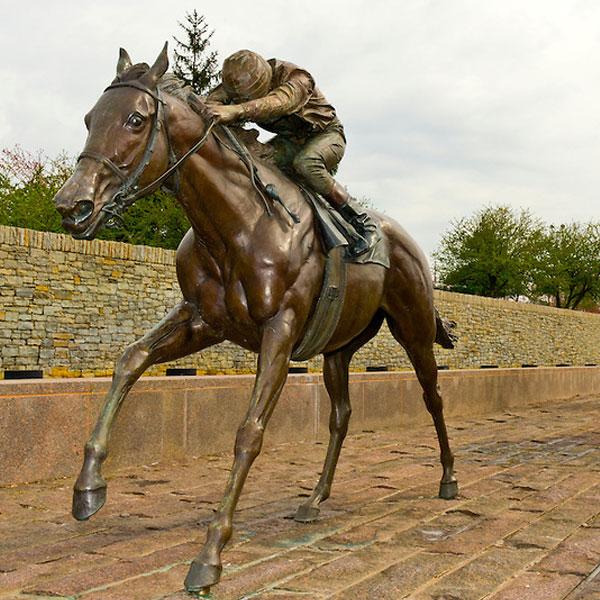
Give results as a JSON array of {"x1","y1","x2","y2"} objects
[
  {"x1": 184, "y1": 308, "x2": 297, "y2": 595},
  {"x1": 73, "y1": 300, "x2": 223, "y2": 521}
]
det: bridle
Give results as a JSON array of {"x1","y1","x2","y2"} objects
[
  {"x1": 77, "y1": 78, "x2": 298, "y2": 234},
  {"x1": 77, "y1": 80, "x2": 215, "y2": 224}
]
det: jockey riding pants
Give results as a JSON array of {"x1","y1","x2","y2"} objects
[{"x1": 269, "y1": 123, "x2": 346, "y2": 196}]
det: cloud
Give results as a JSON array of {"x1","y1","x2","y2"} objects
[{"x1": 1, "y1": 0, "x2": 599, "y2": 258}]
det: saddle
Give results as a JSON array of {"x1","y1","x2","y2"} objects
[
  {"x1": 221, "y1": 126, "x2": 388, "y2": 263},
  {"x1": 221, "y1": 125, "x2": 389, "y2": 361}
]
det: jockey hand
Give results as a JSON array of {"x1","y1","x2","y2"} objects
[{"x1": 206, "y1": 104, "x2": 245, "y2": 125}]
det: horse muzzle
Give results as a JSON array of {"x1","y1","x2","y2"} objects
[{"x1": 55, "y1": 197, "x2": 96, "y2": 235}]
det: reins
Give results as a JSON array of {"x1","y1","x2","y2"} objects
[
  {"x1": 124, "y1": 118, "x2": 216, "y2": 203},
  {"x1": 216, "y1": 126, "x2": 300, "y2": 225},
  {"x1": 78, "y1": 79, "x2": 297, "y2": 228}
]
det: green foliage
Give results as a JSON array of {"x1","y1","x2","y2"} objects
[
  {"x1": 0, "y1": 146, "x2": 70, "y2": 233},
  {"x1": 352, "y1": 195, "x2": 375, "y2": 210},
  {"x1": 172, "y1": 10, "x2": 220, "y2": 95},
  {"x1": 530, "y1": 222, "x2": 600, "y2": 309},
  {"x1": 434, "y1": 205, "x2": 544, "y2": 299},
  {"x1": 435, "y1": 204, "x2": 600, "y2": 309},
  {"x1": 0, "y1": 145, "x2": 189, "y2": 250},
  {"x1": 98, "y1": 190, "x2": 190, "y2": 249}
]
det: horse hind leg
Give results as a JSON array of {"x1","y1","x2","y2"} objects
[
  {"x1": 73, "y1": 300, "x2": 223, "y2": 521},
  {"x1": 294, "y1": 350, "x2": 351, "y2": 522},
  {"x1": 387, "y1": 317, "x2": 458, "y2": 500},
  {"x1": 295, "y1": 312, "x2": 384, "y2": 522}
]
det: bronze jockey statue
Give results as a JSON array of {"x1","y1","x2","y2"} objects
[{"x1": 204, "y1": 49, "x2": 378, "y2": 255}]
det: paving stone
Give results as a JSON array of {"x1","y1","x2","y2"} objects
[
  {"x1": 505, "y1": 497, "x2": 600, "y2": 552},
  {"x1": 316, "y1": 504, "x2": 432, "y2": 551},
  {"x1": 95, "y1": 525, "x2": 201, "y2": 559},
  {"x1": 564, "y1": 577, "x2": 600, "y2": 600},
  {"x1": 283, "y1": 543, "x2": 414, "y2": 594},
  {"x1": 535, "y1": 525, "x2": 600, "y2": 576},
  {"x1": 23, "y1": 542, "x2": 197, "y2": 596},
  {"x1": 0, "y1": 529, "x2": 117, "y2": 571},
  {"x1": 208, "y1": 549, "x2": 331, "y2": 600},
  {"x1": 430, "y1": 510, "x2": 534, "y2": 555},
  {"x1": 250, "y1": 592, "x2": 325, "y2": 599},
  {"x1": 330, "y1": 551, "x2": 464, "y2": 599},
  {"x1": 487, "y1": 571, "x2": 584, "y2": 599},
  {"x1": 411, "y1": 546, "x2": 545, "y2": 600},
  {"x1": 82, "y1": 564, "x2": 190, "y2": 600},
  {"x1": 0, "y1": 552, "x2": 114, "y2": 596},
  {"x1": 1, "y1": 396, "x2": 599, "y2": 600}
]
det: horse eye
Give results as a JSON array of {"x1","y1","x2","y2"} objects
[{"x1": 127, "y1": 113, "x2": 145, "y2": 128}]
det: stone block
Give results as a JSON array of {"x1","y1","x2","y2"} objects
[
  {"x1": 0, "y1": 382, "x2": 92, "y2": 485},
  {"x1": 185, "y1": 376, "x2": 254, "y2": 456}
]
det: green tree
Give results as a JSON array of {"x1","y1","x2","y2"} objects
[
  {"x1": 172, "y1": 10, "x2": 220, "y2": 94},
  {"x1": 0, "y1": 145, "x2": 189, "y2": 250},
  {"x1": 531, "y1": 222, "x2": 600, "y2": 309},
  {"x1": 98, "y1": 190, "x2": 190, "y2": 249},
  {"x1": 434, "y1": 204, "x2": 544, "y2": 298},
  {"x1": 0, "y1": 145, "x2": 70, "y2": 233}
]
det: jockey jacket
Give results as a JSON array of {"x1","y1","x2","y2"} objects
[{"x1": 207, "y1": 59, "x2": 344, "y2": 143}]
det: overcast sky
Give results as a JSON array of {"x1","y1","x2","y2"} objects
[{"x1": 1, "y1": 0, "x2": 599, "y2": 257}]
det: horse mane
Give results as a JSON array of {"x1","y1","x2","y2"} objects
[
  {"x1": 158, "y1": 72, "x2": 191, "y2": 101},
  {"x1": 114, "y1": 64, "x2": 278, "y2": 166},
  {"x1": 158, "y1": 73, "x2": 277, "y2": 165}
]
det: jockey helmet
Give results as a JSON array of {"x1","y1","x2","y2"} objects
[{"x1": 222, "y1": 50, "x2": 272, "y2": 101}]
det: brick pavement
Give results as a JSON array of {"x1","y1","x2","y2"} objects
[{"x1": 0, "y1": 395, "x2": 599, "y2": 600}]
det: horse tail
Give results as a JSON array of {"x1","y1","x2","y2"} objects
[{"x1": 435, "y1": 309, "x2": 457, "y2": 349}]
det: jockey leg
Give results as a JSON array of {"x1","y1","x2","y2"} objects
[
  {"x1": 325, "y1": 182, "x2": 379, "y2": 256},
  {"x1": 292, "y1": 129, "x2": 379, "y2": 256}
]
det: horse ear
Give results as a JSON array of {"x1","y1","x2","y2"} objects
[
  {"x1": 141, "y1": 42, "x2": 169, "y2": 86},
  {"x1": 116, "y1": 48, "x2": 133, "y2": 78}
]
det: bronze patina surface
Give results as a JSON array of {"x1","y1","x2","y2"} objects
[
  {"x1": 54, "y1": 44, "x2": 458, "y2": 596},
  {"x1": 205, "y1": 48, "x2": 378, "y2": 255}
]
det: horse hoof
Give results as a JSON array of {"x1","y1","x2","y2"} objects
[
  {"x1": 294, "y1": 503, "x2": 320, "y2": 523},
  {"x1": 184, "y1": 561, "x2": 222, "y2": 593},
  {"x1": 72, "y1": 486, "x2": 107, "y2": 521},
  {"x1": 439, "y1": 479, "x2": 458, "y2": 500}
]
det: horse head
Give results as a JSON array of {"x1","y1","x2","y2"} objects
[{"x1": 54, "y1": 44, "x2": 171, "y2": 239}]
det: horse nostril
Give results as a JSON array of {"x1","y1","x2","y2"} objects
[
  {"x1": 71, "y1": 200, "x2": 95, "y2": 225},
  {"x1": 55, "y1": 199, "x2": 71, "y2": 218}
]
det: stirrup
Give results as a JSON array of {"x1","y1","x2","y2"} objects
[
  {"x1": 349, "y1": 216, "x2": 379, "y2": 255},
  {"x1": 337, "y1": 203, "x2": 379, "y2": 255},
  {"x1": 351, "y1": 231, "x2": 377, "y2": 256}
]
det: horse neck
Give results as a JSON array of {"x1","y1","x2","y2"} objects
[{"x1": 164, "y1": 96, "x2": 267, "y2": 248}]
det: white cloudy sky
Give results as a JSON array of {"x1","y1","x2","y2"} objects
[{"x1": 1, "y1": 0, "x2": 599, "y2": 256}]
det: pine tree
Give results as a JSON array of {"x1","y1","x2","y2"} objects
[{"x1": 172, "y1": 10, "x2": 220, "y2": 95}]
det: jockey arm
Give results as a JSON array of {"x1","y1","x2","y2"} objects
[
  {"x1": 206, "y1": 72, "x2": 314, "y2": 126},
  {"x1": 206, "y1": 84, "x2": 230, "y2": 105}
]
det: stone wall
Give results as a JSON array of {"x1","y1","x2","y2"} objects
[{"x1": 1, "y1": 225, "x2": 600, "y2": 377}]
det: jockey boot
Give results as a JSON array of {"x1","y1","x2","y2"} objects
[{"x1": 325, "y1": 182, "x2": 379, "y2": 256}]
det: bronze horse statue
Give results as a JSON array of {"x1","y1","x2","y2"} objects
[{"x1": 54, "y1": 45, "x2": 458, "y2": 595}]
